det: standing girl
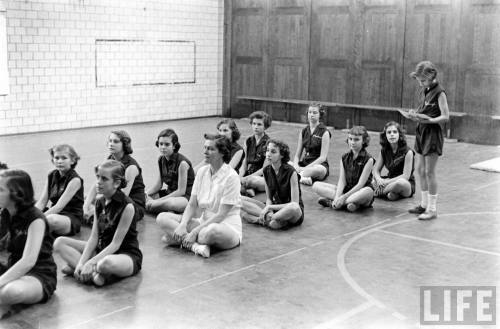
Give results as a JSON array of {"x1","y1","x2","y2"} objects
[
  {"x1": 54, "y1": 160, "x2": 142, "y2": 286},
  {"x1": 145, "y1": 129, "x2": 195, "y2": 214},
  {"x1": 241, "y1": 139, "x2": 304, "y2": 229},
  {"x1": 292, "y1": 104, "x2": 331, "y2": 185},
  {"x1": 372, "y1": 122, "x2": 415, "y2": 200},
  {"x1": 407, "y1": 61, "x2": 449, "y2": 220},
  {"x1": 36, "y1": 144, "x2": 84, "y2": 236},
  {"x1": 83, "y1": 130, "x2": 145, "y2": 222},
  {"x1": 0, "y1": 170, "x2": 57, "y2": 316},
  {"x1": 312, "y1": 126, "x2": 374, "y2": 212}
]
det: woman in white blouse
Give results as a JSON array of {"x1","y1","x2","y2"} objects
[{"x1": 156, "y1": 133, "x2": 242, "y2": 258}]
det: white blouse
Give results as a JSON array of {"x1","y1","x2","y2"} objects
[{"x1": 191, "y1": 163, "x2": 242, "y2": 237}]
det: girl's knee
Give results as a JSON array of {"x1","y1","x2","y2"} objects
[
  {"x1": 156, "y1": 212, "x2": 173, "y2": 227},
  {"x1": 97, "y1": 256, "x2": 115, "y2": 273},
  {"x1": 0, "y1": 284, "x2": 23, "y2": 304},
  {"x1": 198, "y1": 224, "x2": 222, "y2": 242},
  {"x1": 53, "y1": 236, "x2": 69, "y2": 252}
]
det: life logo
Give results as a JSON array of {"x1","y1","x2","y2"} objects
[{"x1": 420, "y1": 286, "x2": 496, "y2": 325}]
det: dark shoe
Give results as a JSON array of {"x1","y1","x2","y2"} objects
[
  {"x1": 408, "y1": 205, "x2": 426, "y2": 214},
  {"x1": 318, "y1": 197, "x2": 332, "y2": 208}
]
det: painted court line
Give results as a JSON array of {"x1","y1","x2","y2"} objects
[
  {"x1": 258, "y1": 247, "x2": 307, "y2": 265},
  {"x1": 311, "y1": 301, "x2": 374, "y2": 329},
  {"x1": 62, "y1": 306, "x2": 133, "y2": 329},
  {"x1": 378, "y1": 229, "x2": 500, "y2": 257},
  {"x1": 169, "y1": 264, "x2": 256, "y2": 294},
  {"x1": 473, "y1": 179, "x2": 500, "y2": 191}
]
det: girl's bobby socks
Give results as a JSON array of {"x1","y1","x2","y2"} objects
[
  {"x1": 428, "y1": 194, "x2": 438, "y2": 212},
  {"x1": 421, "y1": 191, "x2": 429, "y2": 208}
]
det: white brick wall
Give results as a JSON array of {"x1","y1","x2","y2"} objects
[{"x1": 0, "y1": 0, "x2": 224, "y2": 135}]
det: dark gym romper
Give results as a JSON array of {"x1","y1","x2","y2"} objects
[
  {"x1": 95, "y1": 190, "x2": 142, "y2": 276},
  {"x1": 47, "y1": 168, "x2": 83, "y2": 235},
  {"x1": 342, "y1": 148, "x2": 375, "y2": 207},
  {"x1": 3, "y1": 207, "x2": 57, "y2": 302},
  {"x1": 109, "y1": 154, "x2": 146, "y2": 220},
  {"x1": 263, "y1": 163, "x2": 304, "y2": 227},
  {"x1": 414, "y1": 83, "x2": 445, "y2": 156},
  {"x1": 158, "y1": 152, "x2": 195, "y2": 199},
  {"x1": 229, "y1": 142, "x2": 245, "y2": 173},
  {"x1": 381, "y1": 146, "x2": 416, "y2": 196},
  {"x1": 244, "y1": 134, "x2": 270, "y2": 176},
  {"x1": 299, "y1": 123, "x2": 332, "y2": 179}
]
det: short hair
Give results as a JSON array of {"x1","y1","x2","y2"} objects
[
  {"x1": 347, "y1": 126, "x2": 370, "y2": 148},
  {"x1": 49, "y1": 144, "x2": 80, "y2": 169},
  {"x1": 249, "y1": 111, "x2": 272, "y2": 129},
  {"x1": 203, "y1": 133, "x2": 232, "y2": 163},
  {"x1": 217, "y1": 118, "x2": 241, "y2": 142},
  {"x1": 0, "y1": 169, "x2": 35, "y2": 210},
  {"x1": 307, "y1": 103, "x2": 326, "y2": 121},
  {"x1": 110, "y1": 130, "x2": 133, "y2": 155},
  {"x1": 155, "y1": 128, "x2": 181, "y2": 152},
  {"x1": 94, "y1": 160, "x2": 127, "y2": 189},
  {"x1": 409, "y1": 60, "x2": 438, "y2": 81},
  {"x1": 266, "y1": 139, "x2": 290, "y2": 164},
  {"x1": 0, "y1": 162, "x2": 8, "y2": 170},
  {"x1": 379, "y1": 121, "x2": 407, "y2": 150}
]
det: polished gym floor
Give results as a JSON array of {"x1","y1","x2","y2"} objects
[{"x1": 0, "y1": 117, "x2": 499, "y2": 329}]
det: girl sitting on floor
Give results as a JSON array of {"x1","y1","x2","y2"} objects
[
  {"x1": 35, "y1": 144, "x2": 84, "y2": 236},
  {"x1": 372, "y1": 121, "x2": 415, "y2": 200},
  {"x1": 241, "y1": 139, "x2": 304, "y2": 229},
  {"x1": 83, "y1": 130, "x2": 145, "y2": 223},
  {"x1": 54, "y1": 160, "x2": 142, "y2": 286},
  {"x1": 0, "y1": 169, "x2": 57, "y2": 317},
  {"x1": 292, "y1": 104, "x2": 331, "y2": 185},
  {"x1": 145, "y1": 129, "x2": 195, "y2": 214},
  {"x1": 312, "y1": 126, "x2": 374, "y2": 212}
]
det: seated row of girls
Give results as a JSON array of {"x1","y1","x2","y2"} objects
[
  {"x1": 313, "y1": 123, "x2": 415, "y2": 212},
  {"x1": 33, "y1": 130, "x2": 146, "y2": 238}
]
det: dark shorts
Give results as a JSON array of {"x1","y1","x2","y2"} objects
[
  {"x1": 26, "y1": 268, "x2": 57, "y2": 303},
  {"x1": 415, "y1": 124, "x2": 443, "y2": 156},
  {"x1": 59, "y1": 211, "x2": 82, "y2": 236},
  {"x1": 120, "y1": 251, "x2": 142, "y2": 275},
  {"x1": 133, "y1": 203, "x2": 145, "y2": 221},
  {"x1": 298, "y1": 160, "x2": 329, "y2": 181}
]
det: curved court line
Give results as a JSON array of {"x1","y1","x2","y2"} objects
[{"x1": 336, "y1": 211, "x2": 500, "y2": 325}]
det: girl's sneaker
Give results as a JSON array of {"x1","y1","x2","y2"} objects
[
  {"x1": 418, "y1": 210, "x2": 437, "y2": 220},
  {"x1": 191, "y1": 243, "x2": 210, "y2": 258}
]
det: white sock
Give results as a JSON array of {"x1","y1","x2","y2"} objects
[
  {"x1": 428, "y1": 194, "x2": 437, "y2": 211},
  {"x1": 421, "y1": 191, "x2": 428, "y2": 208}
]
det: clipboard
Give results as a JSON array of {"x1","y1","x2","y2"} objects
[{"x1": 398, "y1": 109, "x2": 412, "y2": 119}]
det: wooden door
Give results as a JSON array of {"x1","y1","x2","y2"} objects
[
  {"x1": 352, "y1": 0, "x2": 406, "y2": 107},
  {"x1": 401, "y1": 0, "x2": 461, "y2": 111},
  {"x1": 267, "y1": 0, "x2": 311, "y2": 100},
  {"x1": 309, "y1": 0, "x2": 353, "y2": 103}
]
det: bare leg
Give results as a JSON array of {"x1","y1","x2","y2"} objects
[
  {"x1": 53, "y1": 237, "x2": 87, "y2": 269},
  {"x1": 0, "y1": 276, "x2": 44, "y2": 308},
  {"x1": 244, "y1": 176, "x2": 266, "y2": 192},
  {"x1": 268, "y1": 202, "x2": 302, "y2": 229},
  {"x1": 197, "y1": 223, "x2": 240, "y2": 250},
  {"x1": 301, "y1": 164, "x2": 327, "y2": 181},
  {"x1": 148, "y1": 197, "x2": 188, "y2": 214},
  {"x1": 425, "y1": 154, "x2": 439, "y2": 195},
  {"x1": 46, "y1": 214, "x2": 72, "y2": 235},
  {"x1": 312, "y1": 182, "x2": 337, "y2": 199},
  {"x1": 384, "y1": 178, "x2": 412, "y2": 199},
  {"x1": 345, "y1": 187, "x2": 374, "y2": 211},
  {"x1": 96, "y1": 254, "x2": 134, "y2": 278}
]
